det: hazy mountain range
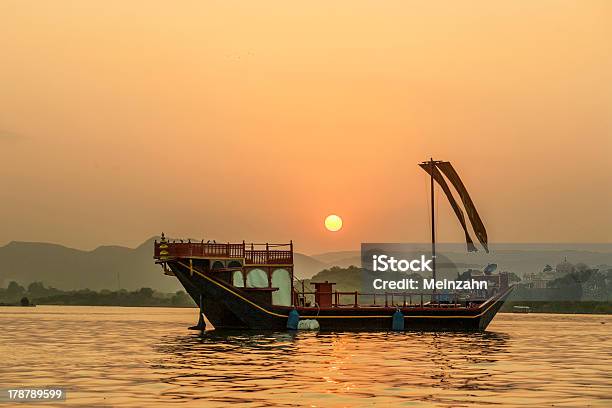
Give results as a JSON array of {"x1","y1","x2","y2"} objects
[{"x1": 0, "y1": 238, "x2": 610, "y2": 292}]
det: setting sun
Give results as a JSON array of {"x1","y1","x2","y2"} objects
[{"x1": 324, "y1": 214, "x2": 343, "y2": 232}]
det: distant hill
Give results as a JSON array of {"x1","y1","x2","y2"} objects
[
  {"x1": 292, "y1": 253, "x2": 328, "y2": 280},
  {"x1": 0, "y1": 237, "x2": 182, "y2": 292},
  {"x1": 310, "y1": 250, "x2": 360, "y2": 265}
]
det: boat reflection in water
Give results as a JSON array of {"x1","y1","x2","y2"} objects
[{"x1": 153, "y1": 330, "x2": 512, "y2": 405}]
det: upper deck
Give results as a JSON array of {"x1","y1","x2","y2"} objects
[{"x1": 153, "y1": 236, "x2": 293, "y2": 266}]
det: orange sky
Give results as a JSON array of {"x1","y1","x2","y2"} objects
[{"x1": 0, "y1": 1, "x2": 611, "y2": 253}]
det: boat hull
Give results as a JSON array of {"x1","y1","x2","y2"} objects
[{"x1": 169, "y1": 260, "x2": 512, "y2": 332}]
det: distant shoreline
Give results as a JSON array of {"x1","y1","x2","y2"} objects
[
  {"x1": 0, "y1": 303, "x2": 195, "y2": 308},
  {"x1": 0, "y1": 283, "x2": 196, "y2": 308},
  {"x1": 2, "y1": 302, "x2": 609, "y2": 315},
  {"x1": 500, "y1": 301, "x2": 611, "y2": 314}
]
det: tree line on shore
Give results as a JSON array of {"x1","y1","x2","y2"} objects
[
  {"x1": 2, "y1": 262, "x2": 610, "y2": 311},
  {"x1": 0, "y1": 281, "x2": 195, "y2": 307}
]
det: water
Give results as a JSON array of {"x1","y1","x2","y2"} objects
[{"x1": 1, "y1": 307, "x2": 610, "y2": 407}]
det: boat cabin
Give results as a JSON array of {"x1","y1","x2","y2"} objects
[{"x1": 154, "y1": 235, "x2": 295, "y2": 306}]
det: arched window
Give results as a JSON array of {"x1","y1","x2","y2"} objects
[
  {"x1": 211, "y1": 261, "x2": 224, "y2": 270},
  {"x1": 271, "y1": 268, "x2": 291, "y2": 306},
  {"x1": 228, "y1": 260, "x2": 242, "y2": 268},
  {"x1": 246, "y1": 268, "x2": 268, "y2": 288},
  {"x1": 233, "y1": 271, "x2": 245, "y2": 287}
]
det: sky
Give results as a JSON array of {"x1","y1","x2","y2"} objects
[{"x1": 0, "y1": 1, "x2": 611, "y2": 254}]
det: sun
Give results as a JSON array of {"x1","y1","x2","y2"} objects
[{"x1": 324, "y1": 214, "x2": 343, "y2": 232}]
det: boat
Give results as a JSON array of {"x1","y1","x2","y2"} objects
[
  {"x1": 513, "y1": 305, "x2": 531, "y2": 313},
  {"x1": 153, "y1": 159, "x2": 513, "y2": 331},
  {"x1": 0, "y1": 297, "x2": 36, "y2": 307}
]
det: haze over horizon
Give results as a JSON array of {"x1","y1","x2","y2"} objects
[{"x1": 1, "y1": 1, "x2": 611, "y2": 253}]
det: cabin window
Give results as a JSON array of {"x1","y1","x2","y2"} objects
[
  {"x1": 211, "y1": 261, "x2": 224, "y2": 270},
  {"x1": 246, "y1": 268, "x2": 268, "y2": 288},
  {"x1": 271, "y1": 268, "x2": 291, "y2": 306},
  {"x1": 232, "y1": 271, "x2": 245, "y2": 287}
]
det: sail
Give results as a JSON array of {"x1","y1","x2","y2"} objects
[
  {"x1": 419, "y1": 163, "x2": 478, "y2": 252},
  {"x1": 436, "y1": 161, "x2": 489, "y2": 253}
]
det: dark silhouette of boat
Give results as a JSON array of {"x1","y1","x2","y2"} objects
[
  {"x1": 0, "y1": 297, "x2": 36, "y2": 307},
  {"x1": 153, "y1": 159, "x2": 513, "y2": 331}
]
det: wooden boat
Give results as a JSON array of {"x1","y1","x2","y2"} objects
[{"x1": 154, "y1": 159, "x2": 513, "y2": 331}]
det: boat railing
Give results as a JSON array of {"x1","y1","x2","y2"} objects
[
  {"x1": 294, "y1": 289, "x2": 466, "y2": 308},
  {"x1": 154, "y1": 239, "x2": 293, "y2": 265},
  {"x1": 244, "y1": 249, "x2": 293, "y2": 265}
]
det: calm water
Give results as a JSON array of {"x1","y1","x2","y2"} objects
[{"x1": 0, "y1": 307, "x2": 610, "y2": 407}]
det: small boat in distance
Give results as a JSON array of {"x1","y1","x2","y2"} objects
[
  {"x1": 0, "y1": 297, "x2": 36, "y2": 307},
  {"x1": 154, "y1": 159, "x2": 513, "y2": 331}
]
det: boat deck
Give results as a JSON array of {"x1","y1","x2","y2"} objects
[{"x1": 154, "y1": 239, "x2": 293, "y2": 265}]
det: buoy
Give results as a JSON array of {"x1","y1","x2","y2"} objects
[
  {"x1": 297, "y1": 319, "x2": 320, "y2": 330},
  {"x1": 392, "y1": 309, "x2": 404, "y2": 331},
  {"x1": 287, "y1": 309, "x2": 300, "y2": 330}
]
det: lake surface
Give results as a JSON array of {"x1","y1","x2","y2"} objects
[{"x1": 1, "y1": 306, "x2": 610, "y2": 407}]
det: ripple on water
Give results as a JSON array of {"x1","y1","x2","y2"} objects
[{"x1": 0, "y1": 306, "x2": 611, "y2": 407}]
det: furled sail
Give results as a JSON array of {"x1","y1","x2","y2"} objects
[
  {"x1": 419, "y1": 163, "x2": 478, "y2": 252},
  {"x1": 436, "y1": 161, "x2": 489, "y2": 253}
]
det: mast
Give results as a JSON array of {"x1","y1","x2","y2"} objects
[
  {"x1": 419, "y1": 158, "x2": 490, "y2": 302},
  {"x1": 429, "y1": 158, "x2": 437, "y2": 301}
]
